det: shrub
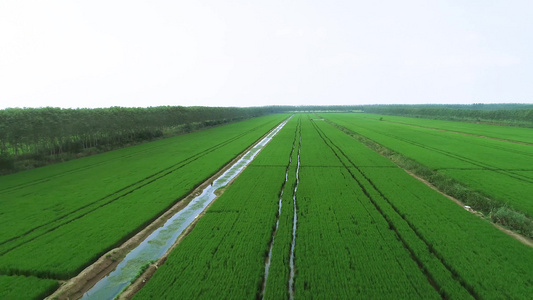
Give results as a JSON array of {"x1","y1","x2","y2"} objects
[
  {"x1": 491, "y1": 207, "x2": 533, "y2": 238},
  {"x1": 0, "y1": 153, "x2": 15, "y2": 171}
]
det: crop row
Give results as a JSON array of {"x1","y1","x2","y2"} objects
[
  {"x1": 323, "y1": 113, "x2": 533, "y2": 216},
  {"x1": 0, "y1": 114, "x2": 287, "y2": 281}
]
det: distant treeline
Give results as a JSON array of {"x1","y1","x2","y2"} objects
[
  {"x1": 269, "y1": 105, "x2": 363, "y2": 112},
  {"x1": 362, "y1": 104, "x2": 533, "y2": 125},
  {"x1": 0, "y1": 105, "x2": 363, "y2": 173},
  {"x1": 0, "y1": 106, "x2": 271, "y2": 173},
  {"x1": 3, "y1": 103, "x2": 530, "y2": 174}
]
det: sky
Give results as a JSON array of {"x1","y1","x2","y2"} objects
[{"x1": 1, "y1": 0, "x2": 532, "y2": 109}]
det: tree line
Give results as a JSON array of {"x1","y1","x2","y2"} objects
[
  {"x1": 12, "y1": 103, "x2": 528, "y2": 174},
  {"x1": 362, "y1": 104, "x2": 533, "y2": 126},
  {"x1": 0, "y1": 105, "x2": 363, "y2": 174},
  {"x1": 0, "y1": 106, "x2": 272, "y2": 173}
]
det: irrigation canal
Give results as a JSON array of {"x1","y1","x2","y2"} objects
[
  {"x1": 289, "y1": 133, "x2": 301, "y2": 300},
  {"x1": 81, "y1": 116, "x2": 292, "y2": 300},
  {"x1": 260, "y1": 119, "x2": 299, "y2": 298}
]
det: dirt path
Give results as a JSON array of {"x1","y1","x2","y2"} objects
[
  {"x1": 403, "y1": 170, "x2": 533, "y2": 249},
  {"x1": 46, "y1": 123, "x2": 282, "y2": 300}
]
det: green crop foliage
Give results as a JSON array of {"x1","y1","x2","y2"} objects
[
  {"x1": 295, "y1": 165, "x2": 442, "y2": 298},
  {"x1": 263, "y1": 117, "x2": 301, "y2": 300},
  {"x1": 134, "y1": 116, "x2": 300, "y2": 299},
  {"x1": 135, "y1": 115, "x2": 533, "y2": 299},
  {"x1": 0, "y1": 114, "x2": 287, "y2": 282},
  {"x1": 294, "y1": 118, "x2": 443, "y2": 298},
  {"x1": 262, "y1": 174, "x2": 295, "y2": 300},
  {"x1": 311, "y1": 116, "x2": 533, "y2": 298},
  {"x1": 3, "y1": 112, "x2": 533, "y2": 299},
  {"x1": 323, "y1": 113, "x2": 533, "y2": 217},
  {"x1": 362, "y1": 113, "x2": 533, "y2": 144},
  {"x1": 133, "y1": 167, "x2": 287, "y2": 299},
  {"x1": 0, "y1": 275, "x2": 58, "y2": 300}
]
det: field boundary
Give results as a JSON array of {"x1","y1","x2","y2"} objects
[{"x1": 322, "y1": 118, "x2": 533, "y2": 241}]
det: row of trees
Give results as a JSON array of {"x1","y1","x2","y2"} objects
[
  {"x1": 0, "y1": 105, "x2": 363, "y2": 173},
  {"x1": 268, "y1": 105, "x2": 363, "y2": 112},
  {"x1": 362, "y1": 104, "x2": 533, "y2": 125},
  {"x1": 0, "y1": 106, "x2": 277, "y2": 173},
  {"x1": 14, "y1": 103, "x2": 521, "y2": 173}
]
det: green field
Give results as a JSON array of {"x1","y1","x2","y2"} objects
[
  {"x1": 322, "y1": 113, "x2": 533, "y2": 218},
  {"x1": 133, "y1": 116, "x2": 299, "y2": 299},
  {"x1": 361, "y1": 113, "x2": 533, "y2": 144},
  {"x1": 134, "y1": 115, "x2": 533, "y2": 299},
  {"x1": 0, "y1": 275, "x2": 58, "y2": 300},
  {"x1": 0, "y1": 114, "x2": 287, "y2": 298},
  {"x1": 1, "y1": 112, "x2": 532, "y2": 299}
]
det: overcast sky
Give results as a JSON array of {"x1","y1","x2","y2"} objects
[{"x1": 1, "y1": 1, "x2": 532, "y2": 109}]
